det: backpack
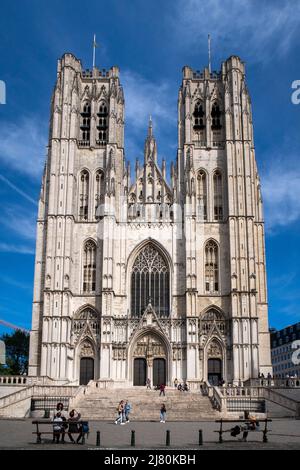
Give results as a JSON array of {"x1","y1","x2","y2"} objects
[
  {"x1": 231, "y1": 425, "x2": 241, "y2": 437},
  {"x1": 82, "y1": 422, "x2": 89, "y2": 434}
]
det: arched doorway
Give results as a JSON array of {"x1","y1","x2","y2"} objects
[
  {"x1": 207, "y1": 358, "x2": 222, "y2": 386},
  {"x1": 153, "y1": 358, "x2": 166, "y2": 387},
  {"x1": 79, "y1": 340, "x2": 95, "y2": 385},
  {"x1": 133, "y1": 358, "x2": 147, "y2": 386},
  {"x1": 80, "y1": 357, "x2": 94, "y2": 385},
  {"x1": 131, "y1": 331, "x2": 168, "y2": 386}
]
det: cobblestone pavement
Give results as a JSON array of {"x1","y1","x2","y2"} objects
[{"x1": 0, "y1": 418, "x2": 299, "y2": 450}]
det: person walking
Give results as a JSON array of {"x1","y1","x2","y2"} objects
[
  {"x1": 115, "y1": 400, "x2": 125, "y2": 425},
  {"x1": 160, "y1": 403, "x2": 166, "y2": 423},
  {"x1": 146, "y1": 378, "x2": 151, "y2": 389},
  {"x1": 124, "y1": 401, "x2": 132, "y2": 423},
  {"x1": 159, "y1": 383, "x2": 165, "y2": 396}
]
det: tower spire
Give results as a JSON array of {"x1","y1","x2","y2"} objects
[
  {"x1": 208, "y1": 34, "x2": 211, "y2": 74},
  {"x1": 148, "y1": 115, "x2": 153, "y2": 136}
]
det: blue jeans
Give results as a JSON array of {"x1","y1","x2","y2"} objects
[{"x1": 160, "y1": 412, "x2": 166, "y2": 421}]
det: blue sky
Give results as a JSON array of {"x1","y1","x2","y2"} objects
[{"x1": 0, "y1": 0, "x2": 300, "y2": 334}]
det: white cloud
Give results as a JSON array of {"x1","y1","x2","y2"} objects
[
  {"x1": 0, "y1": 174, "x2": 38, "y2": 206},
  {"x1": 0, "y1": 242, "x2": 34, "y2": 255},
  {"x1": 0, "y1": 116, "x2": 47, "y2": 179},
  {"x1": 173, "y1": 0, "x2": 300, "y2": 61},
  {"x1": 122, "y1": 70, "x2": 176, "y2": 131},
  {"x1": 0, "y1": 205, "x2": 37, "y2": 241},
  {"x1": 261, "y1": 165, "x2": 300, "y2": 232},
  {"x1": 0, "y1": 275, "x2": 31, "y2": 291}
]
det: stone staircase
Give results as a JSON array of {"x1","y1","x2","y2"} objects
[{"x1": 71, "y1": 387, "x2": 221, "y2": 421}]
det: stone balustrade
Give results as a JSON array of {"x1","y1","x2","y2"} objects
[
  {"x1": 246, "y1": 378, "x2": 300, "y2": 388},
  {"x1": 0, "y1": 375, "x2": 58, "y2": 386},
  {"x1": 0, "y1": 376, "x2": 28, "y2": 385}
]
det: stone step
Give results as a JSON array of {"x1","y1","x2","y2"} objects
[{"x1": 72, "y1": 387, "x2": 219, "y2": 420}]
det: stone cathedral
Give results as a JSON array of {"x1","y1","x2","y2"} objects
[{"x1": 28, "y1": 53, "x2": 272, "y2": 388}]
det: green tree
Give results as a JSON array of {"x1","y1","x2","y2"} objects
[{"x1": 0, "y1": 330, "x2": 29, "y2": 375}]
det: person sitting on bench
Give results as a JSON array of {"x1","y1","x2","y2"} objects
[
  {"x1": 52, "y1": 412, "x2": 63, "y2": 444},
  {"x1": 52, "y1": 402, "x2": 66, "y2": 443},
  {"x1": 67, "y1": 409, "x2": 82, "y2": 444}
]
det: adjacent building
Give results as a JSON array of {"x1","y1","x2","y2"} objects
[{"x1": 271, "y1": 323, "x2": 300, "y2": 378}]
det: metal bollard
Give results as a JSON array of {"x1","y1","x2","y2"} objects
[
  {"x1": 166, "y1": 430, "x2": 170, "y2": 446},
  {"x1": 199, "y1": 429, "x2": 203, "y2": 446},
  {"x1": 131, "y1": 430, "x2": 135, "y2": 447},
  {"x1": 96, "y1": 431, "x2": 101, "y2": 447}
]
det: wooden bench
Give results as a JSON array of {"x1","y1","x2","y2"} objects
[
  {"x1": 215, "y1": 418, "x2": 272, "y2": 444},
  {"x1": 32, "y1": 420, "x2": 89, "y2": 444}
]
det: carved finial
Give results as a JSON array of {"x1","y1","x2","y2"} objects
[{"x1": 162, "y1": 159, "x2": 166, "y2": 178}]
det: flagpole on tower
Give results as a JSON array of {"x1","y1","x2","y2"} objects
[
  {"x1": 92, "y1": 34, "x2": 97, "y2": 69},
  {"x1": 208, "y1": 34, "x2": 211, "y2": 74}
]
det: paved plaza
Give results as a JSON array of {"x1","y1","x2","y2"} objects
[{"x1": 0, "y1": 418, "x2": 299, "y2": 450}]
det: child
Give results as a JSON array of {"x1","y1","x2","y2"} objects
[{"x1": 52, "y1": 412, "x2": 63, "y2": 443}]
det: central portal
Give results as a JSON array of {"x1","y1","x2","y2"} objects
[
  {"x1": 132, "y1": 331, "x2": 167, "y2": 386},
  {"x1": 133, "y1": 358, "x2": 147, "y2": 386},
  {"x1": 153, "y1": 358, "x2": 166, "y2": 387}
]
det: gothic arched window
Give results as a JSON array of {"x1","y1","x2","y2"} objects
[
  {"x1": 73, "y1": 307, "x2": 100, "y2": 338},
  {"x1": 131, "y1": 244, "x2": 170, "y2": 317},
  {"x1": 205, "y1": 240, "x2": 219, "y2": 293},
  {"x1": 80, "y1": 101, "x2": 91, "y2": 144},
  {"x1": 95, "y1": 170, "x2": 105, "y2": 219},
  {"x1": 213, "y1": 170, "x2": 223, "y2": 221},
  {"x1": 200, "y1": 309, "x2": 226, "y2": 335},
  {"x1": 83, "y1": 240, "x2": 96, "y2": 293},
  {"x1": 211, "y1": 102, "x2": 222, "y2": 130},
  {"x1": 193, "y1": 101, "x2": 205, "y2": 131},
  {"x1": 79, "y1": 170, "x2": 89, "y2": 220},
  {"x1": 197, "y1": 170, "x2": 207, "y2": 220},
  {"x1": 97, "y1": 101, "x2": 108, "y2": 146}
]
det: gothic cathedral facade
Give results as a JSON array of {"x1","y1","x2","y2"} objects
[{"x1": 28, "y1": 53, "x2": 272, "y2": 387}]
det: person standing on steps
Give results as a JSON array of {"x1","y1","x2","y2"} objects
[
  {"x1": 174, "y1": 378, "x2": 178, "y2": 389},
  {"x1": 159, "y1": 383, "x2": 165, "y2": 396},
  {"x1": 146, "y1": 377, "x2": 151, "y2": 389},
  {"x1": 160, "y1": 403, "x2": 166, "y2": 423}
]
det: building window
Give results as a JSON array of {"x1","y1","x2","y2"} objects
[
  {"x1": 79, "y1": 170, "x2": 89, "y2": 220},
  {"x1": 83, "y1": 240, "x2": 96, "y2": 293},
  {"x1": 131, "y1": 244, "x2": 170, "y2": 317},
  {"x1": 193, "y1": 101, "x2": 205, "y2": 131},
  {"x1": 213, "y1": 170, "x2": 223, "y2": 221},
  {"x1": 95, "y1": 170, "x2": 105, "y2": 219},
  {"x1": 80, "y1": 101, "x2": 91, "y2": 144},
  {"x1": 197, "y1": 170, "x2": 207, "y2": 220},
  {"x1": 205, "y1": 240, "x2": 219, "y2": 293},
  {"x1": 211, "y1": 102, "x2": 222, "y2": 130},
  {"x1": 96, "y1": 101, "x2": 108, "y2": 146}
]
